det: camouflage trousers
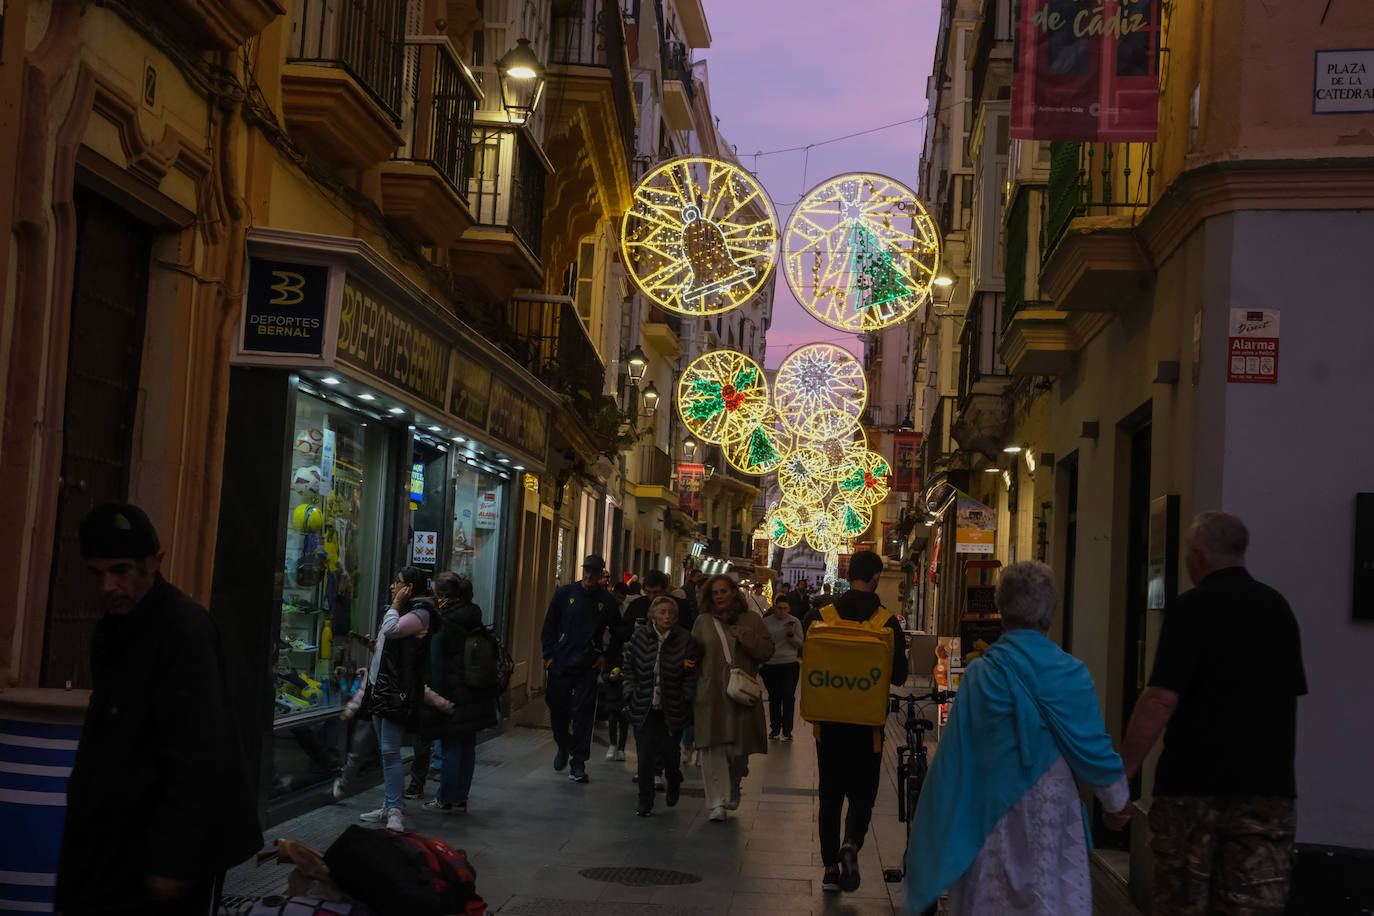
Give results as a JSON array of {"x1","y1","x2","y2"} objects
[{"x1": 1149, "y1": 795, "x2": 1296, "y2": 916}]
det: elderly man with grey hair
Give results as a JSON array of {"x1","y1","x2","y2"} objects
[
  {"x1": 1119, "y1": 511, "x2": 1307, "y2": 916},
  {"x1": 907, "y1": 561, "x2": 1129, "y2": 915}
]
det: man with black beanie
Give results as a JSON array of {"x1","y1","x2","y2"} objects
[{"x1": 55, "y1": 503, "x2": 261, "y2": 916}]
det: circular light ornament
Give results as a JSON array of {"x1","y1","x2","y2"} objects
[
  {"x1": 621, "y1": 157, "x2": 779, "y2": 316},
  {"x1": 828, "y1": 494, "x2": 873, "y2": 540},
  {"x1": 725, "y1": 407, "x2": 792, "y2": 476},
  {"x1": 769, "y1": 505, "x2": 804, "y2": 549},
  {"x1": 677, "y1": 350, "x2": 769, "y2": 444},
  {"x1": 774, "y1": 343, "x2": 867, "y2": 435},
  {"x1": 812, "y1": 438, "x2": 868, "y2": 483},
  {"x1": 777, "y1": 446, "x2": 830, "y2": 505},
  {"x1": 836, "y1": 450, "x2": 892, "y2": 509},
  {"x1": 806, "y1": 511, "x2": 841, "y2": 554},
  {"x1": 782, "y1": 173, "x2": 940, "y2": 332}
]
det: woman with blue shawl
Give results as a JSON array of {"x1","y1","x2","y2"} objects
[{"x1": 907, "y1": 561, "x2": 1130, "y2": 915}]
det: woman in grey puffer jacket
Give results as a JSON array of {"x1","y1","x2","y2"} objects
[{"x1": 621, "y1": 596, "x2": 700, "y2": 816}]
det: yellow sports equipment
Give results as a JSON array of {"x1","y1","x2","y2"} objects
[{"x1": 800, "y1": 604, "x2": 894, "y2": 727}]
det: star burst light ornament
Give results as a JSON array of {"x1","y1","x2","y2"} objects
[
  {"x1": 774, "y1": 344, "x2": 867, "y2": 437},
  {"x1": 782, "y1": 173, "x2": 940, "y2": 332},
  {"x1": 836, "y1": 449, "x2": 892, "y2": 509},
  {"x1": 777, "y1": 446, "x2": 829, "y2": 505},
  {"x1": 621, "y1": 158, "x2": 778, "y2": 316},
  {"x1": 677, "y1": 350, "x2": 769, "y2": 445}
]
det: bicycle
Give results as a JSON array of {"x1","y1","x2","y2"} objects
[{"x1": 882, "y1": 688, "x2": 956, "y2": 886}]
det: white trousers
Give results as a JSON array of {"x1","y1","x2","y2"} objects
[{"x1": 700, "y1": 744, "x2": 748, "y2": 809}]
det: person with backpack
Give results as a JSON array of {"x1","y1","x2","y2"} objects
[
  {"x1": 801, "y1": 551, "x2": 909, "y2": 894},
  {"x1": 420, "y1": 572, "x2": 502, "y2": 813}
]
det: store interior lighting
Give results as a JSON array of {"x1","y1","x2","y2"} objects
[
  {"x1": 1002, "y1": 444, "x2": 1024, "y2": 454},
  {"x1": 322, "y1": 376, "x2": 341, "y2": 385},
  {"x1": 358, "y1": 393, "x2": 376, "y2": 401},
  {"x1": 388, "y1": 407, "x2": 405, "y2": 414}
]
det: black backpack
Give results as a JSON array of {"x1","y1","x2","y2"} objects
[
  {"x1": 323, "y1": 826, "x2": 484, "y2": 916},
  {"x1": 462, "y1": 627, "x2": 513, "y2": 693}
]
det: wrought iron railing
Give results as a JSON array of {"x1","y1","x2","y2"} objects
[
  {"x1": 467, "y1": 127, "x2": 547, "y2": 256},
  {"x1": 395, "y1": 39, "x2": 478, "y2": 200},
  {"x1": 550, "y1": 0, "x2": 606, "y2": 65},
  {"x1": 288, "y1": 0, "x2": 407, "y2": 125},
  {"x1": 662, "y1": 40, "x2": 695, "y2": 108},
  {"x1": 1041, "y1": 141, "x2": 1154, "y2": 261},
  {"x1": 508, "y1": 296, "x2": 605, "y2": 402},
  {"x1": 640, "y1": 445, "x2": 673, "y2": 488}
]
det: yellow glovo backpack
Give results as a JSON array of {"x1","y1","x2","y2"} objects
[{"x1": 800, "y1": 604, "x2": 894, "y2": 727}]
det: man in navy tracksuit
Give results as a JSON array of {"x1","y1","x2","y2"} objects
[{"x1": 541, "y1": 555, "x2": 620, "y2": 782}]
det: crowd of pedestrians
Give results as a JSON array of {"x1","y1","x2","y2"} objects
[{"x1": 53, "y1": 503, "x2": 1305, "y2": 915}]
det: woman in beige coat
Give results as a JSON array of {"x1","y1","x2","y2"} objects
[{"x1": 691, "y1": 574, "x2": 775, "y2": 821}]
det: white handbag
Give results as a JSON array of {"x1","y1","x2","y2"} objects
[{"x1": 714, "y1": 618, "x2": 764, "y2": 707}]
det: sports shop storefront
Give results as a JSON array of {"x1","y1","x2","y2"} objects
[{"x1": 213, "y1": 229, "x2": 555, "y2": 820}]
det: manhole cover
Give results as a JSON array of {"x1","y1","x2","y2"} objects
[{"x1": 578, "y1": 867, "x2": 702, "y2": 887}]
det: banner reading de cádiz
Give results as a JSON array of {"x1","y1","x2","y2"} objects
[{"x1": 1011, "y1": 0, "x2": 1163, "y2": 142}]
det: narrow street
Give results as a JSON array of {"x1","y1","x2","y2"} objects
[{"x1": 226, "y1": 714, "x2": 1142, "y2": 915}]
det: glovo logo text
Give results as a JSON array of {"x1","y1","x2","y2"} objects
[{"x1": 807, "y1": 667, "x2": 884, "y2": 691}]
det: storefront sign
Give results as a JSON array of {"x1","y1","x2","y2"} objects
[
  {"x1": 410, "y1": 463, "x2": 425, "y2": 503},
  {"x1": 337, "y1": 278, "x2": 450, "y2": 409},
  {"x1": 955, "y1": 494, "x2": 996, "y2": 554},
  {"x1": 487, "y1": 378, "x2": 549, "y2": 458},
  {"x1": 892, "y1": 432, "x2": 922, "y2": 493},
  {"x1": 1314, "y1": 49, "x2": 1374, "y2": 114},
  {"x1": 451, "y1": 356, "x2": 492, "y2": 428},
  {"x1": 1227, "y1": 308, "x2": 1279, "y2": 384},
  {"x1": 1011, "y1": 0, "x2": 1163, "y2": 141},
  {"x1": 412, "y1": 530, "x2": 438, "y2": 565},
  {"x1": 476, "y1": 490, "x2": 501, "y2": 530},
  {"x1": 677, "y1": 463, "x2": 705, "y2": 512},
  {"x1": 241, "y1": 258, "x2": 330, "y2": 357}
]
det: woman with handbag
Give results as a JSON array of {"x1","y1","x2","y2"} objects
[{"x1": 690, "y1": 574, "x2": 774, "y2": 822}]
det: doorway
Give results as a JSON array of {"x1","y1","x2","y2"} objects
[{"x1": 41, "y1": 189, "x2": 152, "y2": 688}]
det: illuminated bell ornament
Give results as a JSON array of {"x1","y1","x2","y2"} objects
[{"x1": 681, "y1": 205, "x2": 756, "y2": 304}]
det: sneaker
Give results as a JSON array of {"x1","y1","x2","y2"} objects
[
  {"x1": 726, "y1": 784, "x2": 741, "y2": 810},
  {"x1": 403, "y1": 783, "x2": 425, "y2": 800},
  {"x1": 781, "y1": 733, "x2": 793, "y2": 742},
  {"x1": 839, "y1": 841, "x2": 861, "y2": 892},
  {"x1": 553, "y1": 748, "x2": 569, "y2": 772},
  {"x1": 569, "y1": 763, "x2": 589, "y2": 783},
  {"x1": 453, "y1": 800, "x2": 468, "y2": 813},
  {"x1": 635, "y1": 805, "x2": 653, "y2": 817},
  {"x1": 665, "y1": 778, "x2": 681, "y2": 807},
  {"x1": 331, "y1": 778, "x2": 345, "y2": 802},
  {"x1": 614, "y1": 749, "x2": 627, "y2": 761},
  {"x1": 385, "y1": 807, "x2": 404, "y2": 831},
  {"x1": 605, "y1": 746, "x2": 617, "y2": 761},
  {"x1": 768, "y1": 729, "x2": 780, "y2": 740},
  {"x1": 709, "y1": 805, "x2": 727, "y2": 822},
  {"x1": 822, "y1": 867, "x2": 842, "y2": 893},
  {"x1": 423, "y1": 798, "x2": 453, "y2": 814},
  {"x1": 359, "y1": 807, "x2": 386, "y2": 823}
]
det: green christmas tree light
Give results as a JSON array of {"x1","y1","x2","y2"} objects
[
  {"x1": 845, "y1": 221, "x2": 911, "y2": 312},
  {"x1": 746, "y1": 428, "x2": 778, "y2": 467},
  {"x1": 843, "y1": 504, "x2": 864, "y2": 534}
]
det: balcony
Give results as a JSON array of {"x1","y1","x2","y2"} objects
[
  {"x1": 546, "y1": 0, "x2": 637, "y2": 164},
  {"x1": 452, "y1": 127, "x2": 548, "y2": 290},
  {"x1": 674, "y1": 0, "x2": 712, "y2": 48},
  {"x1": 642, "y1": 304, "x2": 683, "y2": 357},
  {"x1": 148, "y1": 0, "x2": 283, "y2": 50},
  {"x1": 282, "y1": 0, "x2": 406, "y2": 169},
  {"x1": 999, "y1": 308, "x2": 1113, "y2": 376},
  {"x1": 662, "y1": 40, "x2": 695, "y2": 131},
  {"x1": 508, "y1": 294, "x2": 606, "y2": 408},
  {"x1": 1039, "y1": 142, "x2": 1154, "y2": 312},
  {"x1": 381, "y1": 38, "x2": 480, "y2": 246},
  {"x1": 634, "y1": 445, "x2": 679, "y2": 507}
]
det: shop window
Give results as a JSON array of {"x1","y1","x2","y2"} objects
[{"x1": 449, "y1": 462, "x2": 508, "y2": 626}]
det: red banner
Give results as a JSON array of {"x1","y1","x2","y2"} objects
[
  {"x1": 892, "y1": 432, "x2": 922, "y2": 493},
  {"x1": 1010, "y1": 0, "x2": 1163, "y2": 142},
  {"x1": 677, "y1": 463, "x2": 704, "y2": 512}
]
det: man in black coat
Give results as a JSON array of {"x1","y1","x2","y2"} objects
[{"x1": 56, "y1": 503, "x2": 261, "y2": 916}]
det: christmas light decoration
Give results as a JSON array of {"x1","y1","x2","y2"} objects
[
  {"x1": 622, "y1": 157, "x2": 778, "y2": 316},
  {"x1": 774, "y1": 344, "x2": 866, "y2": 436},
  {"x1": 782, "y1": 173, "x2": 940, "y2": 332},
  {"x1": 777, "y1": 446, "x2": 829, "y2": 505},
  {"x1": 725, "y1": 407, "x2": 792, "y2": 476},
  {"x1": 836, "y1": 449, "x2": 892, "y2": 509},
  {"x1": 828, "y1": 494, "x2": 873, "y2": 540},
  {"x1": 769, "y1": 505, "x2": 803, "y2": 549},
  {"x1": 806, "y1": 512, "x2": 841, "y2": 554},
  {"x1": 676, "y1": 350, "x2": 769, "y2": 444}
]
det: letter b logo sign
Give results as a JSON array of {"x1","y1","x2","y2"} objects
[{"x1": 269, "y1": 270, "x2": 306, "y2": 306}]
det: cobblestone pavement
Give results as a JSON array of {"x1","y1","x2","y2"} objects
[{"x1": 227, "y1": 707, "x2": 1141, "y2": 915}]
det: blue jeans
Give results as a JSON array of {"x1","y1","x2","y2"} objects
[
  {"x1": 377, "y1": 716, "x2": 407, "y2": 811},
  {"x1": 438, "y1": 731, "x2": 477, "y2": 805}
]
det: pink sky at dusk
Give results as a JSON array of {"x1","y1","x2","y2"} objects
[{"x1": 699, "y1": 0, "x2": 943, "y2": 368}]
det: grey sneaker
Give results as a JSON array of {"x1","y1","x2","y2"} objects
[
  {"x1": 569, "y1": 763, "x2": 589, "y2": 783},
  {"x1": 839, "y1": 841, "x2": 861, "y2": 891},
  {"x1": 423, "y1": 798, "x2": 453, "y2": 814},
  {"x1": 385, "y1": 807, "x2": 404, "y2": 831},
  {"x1": 331, "y1": 777, "x2": 345, "y2": 802},
  {"x1": 359, "y1": 806, "x2": 386, "y2": 823}
]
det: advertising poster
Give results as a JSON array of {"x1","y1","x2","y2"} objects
[
  {"x1": 1227, "y1": 308, "x2": 1279, "y2": 384},
  {"x1": 752, "y1": 537, "x2": 769, "y2": 568},
  {"x1": 320, "y1": 429, "x2": 336, "y2": 495},
  {"x1": 955, "y1": 494, "x2": 996, "y2": 554},
  {"x1": 476, "y1": 490, "x2": 500, "y2": 530},
  {"x1": 1010, "y1": 0, "x2": 1164, "y2": 141},
  {"x1": 678, "y1": 462, "x2": 705, "y2": 512},
  {"x1": 892, "y1": 432, "x2": 922, "y2": 492}
]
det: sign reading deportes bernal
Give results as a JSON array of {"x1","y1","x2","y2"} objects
[
  {"x1": 337, "y1": 277, "x2": 450, "y2": 409},
  {"x1": 1010, "y1": 0, "x2": 1163, "y2": 142},
  {"x1": 242, "y1": 259, "x2": 329, "y2": 356}
]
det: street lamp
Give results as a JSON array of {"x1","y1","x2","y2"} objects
[
  {"x1": 497, "y1": 38, "x2": 545, "y2": 123},
  {"x1": 626, "y1": 344, "x2": 648, "y2": 384},
  {"x1": 641, "y1": 381, "x2": 660, "y2": 414},
  {"x1": 705, "y1": 463, "x2": 715, "y2": 480},
  {"x1": 683, "y1": 435, "x2": 697, "y2": 458}
]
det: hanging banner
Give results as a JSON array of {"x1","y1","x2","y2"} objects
[
  {"x1": 678, "y1": 462, "x2": 705, "y2": 512},
  {"x1": 955, "y1": 494, "x2": 996, "y2": 554},
  {"x1": 892, "y1": 432, "x2": 922, "y2": 493},
  {"x1": 1010, "y1": 0, "x2": 1163, "y2": 141}
]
